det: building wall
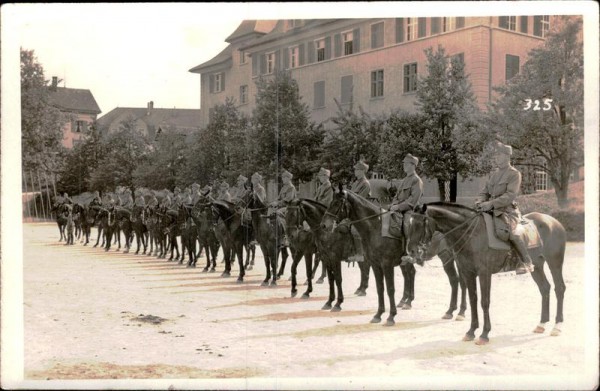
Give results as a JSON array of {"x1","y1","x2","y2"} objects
[{"x1": 61, "y1": 112, "x2": 97, "y2": 149}]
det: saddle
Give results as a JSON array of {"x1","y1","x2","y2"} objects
[
  {"x1": 381, "y1": 210, "x2": 403, "y2": 240},
  {"x1": 482, "y1": 213, "x2": 543, "y2": 251}
]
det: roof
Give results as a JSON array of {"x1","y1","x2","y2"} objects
[
  {"x1": 239, "y1": 19, "x2": 341, "y2": 51},
  {"x1": 48, "y1": 87, "x2": 101, "y2": 114},
  {"x1": 97, "y1": 107, "x2": 202, "y2": 131},
  {"x1": 225, "y1": 20, "x2": 277, "y2": 43},
  {"x1": 188, "y1": 45, "x2": 233, "y2": 73}
]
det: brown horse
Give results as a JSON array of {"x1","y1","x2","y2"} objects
[{"x1": 406, "y1": 202, "x2": 566, "y2": 344}]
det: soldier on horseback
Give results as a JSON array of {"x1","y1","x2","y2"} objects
[
  {"x1": 121, "y1": 189, "x2": 134, "y2": 209},
  {"x1": 190, "y1": 183, "x2": 202, "y2": 204},
  {"x1": 475, "y1": 142, "x2": 534, "y2": 274},
  {"x1": 251, "y1": 173, "x2": 267, "y2": 203},
  {"x1": 230, "y1": 175, "x2": 248, "y2": 202},
  {"x1": 173, "y1": 186, "x2": 183, "y2": 207},
  {"x1": 218, "y1": 181, "x2": 232, "y2": 202},
  {"x1": 348, "y1": 160, "x2": 371, "y2": 296},
  {"x1": 90, "y1": 191, "x2": 102, "y2": 207},
  {"x1": 390, "y1": 154, "x2": 423, "y2": 213},
  {"x1": 269, "y1": 169, "x2": 296, "y2": 248},
  {"x1": 314, "y1": 167, "x2": 333, "y2": 207},
  {"x1": 62, "y1": 192, "x2": 73, "y2": 205}
]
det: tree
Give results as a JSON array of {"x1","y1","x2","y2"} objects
[
  {"x1": 20, "y1": 48, "x2": 68, "y2": 176},
  {"x1": 487, "y1": 16, "x2": 583, "y2": 207},
  {"x1": 416, "y1": 45, "x2": 491, "y2": 201},
  {"x1": 320, "y1": 101, "x2": 383, "y2": 184},
  {"x1": 250, "y1": 71, "x2": 324, "y2": 182}
]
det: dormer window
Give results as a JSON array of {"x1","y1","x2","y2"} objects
[
  {"x1": 342, "y1": 31, "x2": 354, "y2": 55},
  {"x1": 286, "y1": 20, "x2": 302, "y2": 30}
]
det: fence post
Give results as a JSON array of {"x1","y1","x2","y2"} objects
[
  {"x1": 28, "y1": 170, "x2": 39, "y2": 219},
  {"x1": 44, "y1": 171, "x2": 52, "y2": 218},
  {"x1": 23, "y1": 167, "x2": 32, "y2": 219},
  {"x1": 37, "y1": 170, "x2": 47, "y2": 219}
]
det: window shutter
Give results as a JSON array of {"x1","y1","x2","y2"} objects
[
  {"x1": 456, "y1": 17, "x2": 465, "y2": 29},
  {"x1": 275, "y1": 50, "x2": 281, "y2": 71},
  {"x1": 260, "y1": 53, "x2": 266, "y2": 74},
  {"x1": 431, "y1": 17, "x2": 440, "y2": 34},
  {"x1": 252, "y1": 53, "x2": 258, "y2": 76},
  {"x1": 505, "y1": 54, "x2": 520, "y2": 80},
  {"x1": 418, "y1": 18, "x2": 427, "y2": 38},
  {"x1": 396, "y1": 18, "x2": 404, "y2": 43},
  {"x1": 313, "y1": 81, "x2": 325, "y2": 108},
  {"x1": 499, "y1": 16, "x2": 509, "y2": 29},
  {"x1": 298, "y1": 43, "x2": 305, "y2": 65},
  {"x1": 353, "y1": 28, "x2": 360, "y2": 52},
  {"x1": 334, "y1": 34, "x2": 342, "y2": 57},
  {"x1": 341, "y1": 75, "x2": 353, "y2": 104},
  {"x1": 209, "y1": 74, "x2": 214, "y2": 93},
  {"x1": 520, "y1": 16, "x2": 528, "y2": 33},
  {"x1": 324, "y1": 36, "x2": 332, "y2": 60},
  {"x1": 533, "y1": 16, "x2": 542, "y2": 36},
  {"x1": 307, "y1": 41, "x2": 315, "y2": 64},
  {"x1": 221, "y1": 72, "x2": 225, "y2": 91},
  {"x1": 283, "y1": 47, "x2": 290, "y2": 69}
]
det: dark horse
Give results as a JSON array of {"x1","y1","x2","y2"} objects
[
  {"x1": 191, "y1": 200, "x2": 220, "y2": 272},
  {"x1": 321, "y1": 187, "x2": 409, "y2": 325},
  {"x1": 129, "y1": 206, "x2": 149, "y2": 254},
  {"x1": 406, "y1": 202, "x2": 566, "y2": 344},
  {"x1": 211, "y1": 199, "x2": 254, "y2": 282},
  {"x1": 50, "y1": 202, "x2": 68, "y2": 242},
  {"x1": 287, "y1": 198, "x2": 357, "y2": 310},
  {"x1": 73, "y1": 203, "x2": 92, "y2": 246},
  {"x1": 91, "y1": 206, "x2": 119, "y2": 252},
  {"x1": 244, "y1": 190, "x2": 289, "y2": 287},
  {"x1": 177, "y1": 203, "x2": 198, "y2": 267}
]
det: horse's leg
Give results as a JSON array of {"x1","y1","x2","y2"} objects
[
  {"x1": 262, "y1": 251, "x2": 271, "y2": 286},
  {"x1": 356, "y1": 261, "x2": 370, "y2": 296},
  {"x1": 476, "y1": 272, "x2": 492, "y2": 345},
  {"x1": 57, "y1": 222, "x2": 63, "y2": 242},
  {"x1": 548, "y1": 255, "x2": 566, "y2": 336},
  {"x1": 94, "y1": 226, "x2": 101, "y2": 247},
  {"x1": 463, "y1": 272, "x2": 479, "y2": 342},
  {"x1": 402, "y1": 264, "x2": 416, "y2": 310},
  {"x1": 333, "y1": 260, "x2": 344, "y2": 311},
  {"x1": 398, "y1": 265, "x2": 409, "y2": 307},
  {"x1": 457, "y1": 265, "x2": 468, "y2": 319},
  {"x1": 322, "y1": 262, "x2": 335, "y2": 310},
  {"x1": 221, "y1": 246, "x2": 231, "y2": 277},
  {"x1": 290, "y1": 249, "x2": 301, "y2": 297},
  {"x1": 383, "y1": 264, "x2": 397, "y2": 326},
  {"x1": 440, "y1": 254, "x2": 460, "y2": 319},
  {"x1": 302, "y1": 252, "x2": 314, "y2": 299},
  {"x1": 530, "y1": 259, "x2": 552, "y2": 334},
  {"x1": 179, "y1": 235, "x2": 186, "y2": 264},
  {"x1": 235, "y1": 243, "x2": 244, "y2": 282},
  {"x1": 277, "y1": 247, "x2": 288, "y2": 279},
  {"x1": 271, "y1": 247, "x2": 283, "y2": 286},
  {"x1": 370, "y1": 263, "x2": 385, "y2": 324}
]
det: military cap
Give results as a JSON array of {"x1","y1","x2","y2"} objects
[
  {"x1": 495, "y1": 142, "x2": 513, "y2": 156},
  {"x1": 403, "y1": 154, "x2": 419, "y2": 165},
  {"x1": 317, "y1": 167, "x2": 331, "y2": 177},
  {"x1": 237, "y1": 174, "x2": 248, "y2": 183},
  {"x1": 354, "y1": 160, "x2": 369, "y2": 171},
  {"x1": 191, "y1": 183, "x2": 200, "y2": 189},
  {"x1": 281, "y1": 169, "x2": 293, "y2": 180},
  {"x1": 220, "y1": 181, "x2": 230, "y2": 189},
  {"x1": 252, "y1": 172, "x2": 263, "y2": 182}
]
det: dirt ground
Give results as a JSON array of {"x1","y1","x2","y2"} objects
[{"x1": 17, "y1": 223, "x2": 598, "y2": 389}]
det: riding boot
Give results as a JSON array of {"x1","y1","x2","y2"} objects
[{"x1": 511, "y1": 235, "x2": 535, "y2": 274}]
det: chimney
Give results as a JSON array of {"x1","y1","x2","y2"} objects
[
  {"x1": 51, "y1": 76, "x2": 58, "y2": 91},
  {"x1": 147, "y1": 101, "x2": 154, "y2": 116}
]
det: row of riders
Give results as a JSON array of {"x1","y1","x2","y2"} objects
[{"x1": 51, "y1": 141, "x2": 565, "y2": 344}]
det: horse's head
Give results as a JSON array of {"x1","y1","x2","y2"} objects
[
  {"x1": 404, "y1": 206, "x2": 437, "y2": 264},
  {"x1": 321, "y1": 183, "x2": 350, "y2": 231},
  {"x1": 285, "y1": 199, "x2": 304, "y2": 229}
]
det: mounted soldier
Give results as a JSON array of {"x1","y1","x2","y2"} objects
[
  {"x1": 62, "y1": 192, "x2": 73, "y2": 205},
  {"x1": 348, "y1": 160, "x2": 371, "y2": 296},
  {"x1": 148, "y1": 193, "x2": 159, "y2": 209},
  {"x1": 121, "y1": 189, "x2": 134, "y2": 209},
  {"x1": 251, "y1": 172, "x2": 267, "y2": 204},
  {"x1": 134, "y1": 190, "x2": 146, "y2": 208},
  {"x1": 160, "y1": 194, "x2": 173, "y2": 210},
  {"x1": 90, "y1": 191, "x2": 102, "y2": 207},
  {"x1": 181, "y1": 187, "x2": 193, "y2": 206},
  {"x1": 475, "y1": 142, "x2": 534, "y2": 274},
  {"x1": 269, "y1": 169, "x2": 296, "y2": 248},
  {"x1": 218, "y1": 181, "x2": 232, "y2": 202},
  {"x1": 173, "y1": 186, "x2": 183, "y2": 207},
  {"x1": 314, "y1": 167, "x2": 333, "y2": 207},
  {"x1": 190, "y1": 183, "x2": 202, "y2": 204},
  {"x1": 230, "y1": 175, "x2": 249, "y2": 202}
]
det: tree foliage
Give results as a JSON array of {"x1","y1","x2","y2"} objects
[
  {"x1": 250, "y1": 71, "x2": 324, "y2": 182},
  {"x1": 487, "y1": 16, "x2": 583, "y2": 207}
]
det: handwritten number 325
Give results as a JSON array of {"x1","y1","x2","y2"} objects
[{"x1": 523, "y1": 98, "x2": 553, "y2": 111}]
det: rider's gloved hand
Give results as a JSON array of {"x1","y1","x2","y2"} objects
[{"x1": 478, "y1": 201, "x2": 493, "y2": 211}]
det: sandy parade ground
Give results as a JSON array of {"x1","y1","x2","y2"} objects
[{"x1": 5, "y1": 222, "x2": 598, "y2": 389}]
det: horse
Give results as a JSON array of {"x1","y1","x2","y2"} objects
[
  {"x1": 211, "y1": 198, "x2": 255, "y2": 282},
  {"x1": 50, "y1": 202, "x2": 68, "y2": 242},
  {"x1": 162, "y1": 208, "x2": 181, "y2": 261},
  {"x1": 130, "y1": 205, "x2": 149, "y2": 255},
  {"x1": 243, "y1": 190, "x2": 290, "y2": 287},
  {"x1": 73, "y1": 203, "x2": 92, "y2": 246},
  {"x1": 92, "y1": 207, "x2": 119, "y2": 252},
  {"x1": 191, "y1": 200, "x2": 220, "y2": 272},
  {"x1": 405, "y1": 202, "x2": 566, "y2": 344},
  {"x1": 176, "y1": 204, "x2": 198, "y2": 267},
  {"x1": 114, "y1": 208, "x2": 134, "y2": 253}
]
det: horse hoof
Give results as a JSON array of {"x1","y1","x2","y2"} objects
[
  {"x1": 261, "y1": 281, "x2": 269, "y2": 287},
  {"x1": 236, "y1": 278, "x2": 243, "y2": 284},
  {"x1": 201, "y1": 268, "x2": 208, "y2": 273},
  {"x1": 462, "y1": 334, "x2": 475, "y2": 342},
  {"x1": 247, "y1": 266, "x2": 253, "y2": 271},
  {"x1": 269, "y1": 281, "x2": 277, "y2": 287},
  {"x1": 475, "y1": 337, "x2": 489, "y2": 345},
  {"x1": 287, "y1": 276, "x2": 292, "y2": 281},
  {"x1": 93, "y1": 245, "x2": 97, "y2": 248},
  {"x1": 316, "y1": 278, "x2": 324, "y2": 284},
  {"x1": 356, "y1": 290, "x2": 366, "y2": 297},
  {"x1": 370, "y1": 317, "x2": 382, "y2": 324},
  {"x1": 301, "y1": 293, "x2": 309, "y2": 299},
  {"x1": 322, "y1": 303, "x2": 332, "y2": 310},
  {"x1": 442, "y1": 313, "x2": 453, "y2": 320},
  {"x1": 550, "y1": 328, "x2": 561, "y2": 337},
  {"x1": 533, "y1": 325, "x2": 545, "y2": 334},
  {"x1": 209, "y1": 268, "x2": 216, "y2": 273},
  {"x1": 291, "y1": 290, "x2": 298, "y2": 298},
  {"x1": 384, "y1": 319, "x2": 395, "y2": 327},
  {"x1": 354, "y1": 288, "x2": 362, "y2": 295},
  {"x1": 455, "y1": 315, "x2": 466, "y2": 321},
  {"x1": 221, "y1": 272, "x2": 230, "y2": 278},
  {"x1": 331, "y1": 305, "x2": 342, "y2": 312},
  {"x1": 402, "y1": 303, "x2": 412, "y2": 310},
  {"x1": 186, "y1": 264, "x2": 192, "y2": 268}
]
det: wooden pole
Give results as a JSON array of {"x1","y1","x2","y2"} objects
[
  {"x1": 28, "y1": 170, "x2": 39, "y2": 219},
  {"x1": 23, "y1": 167, "x2": 32, "y2": 219},
  {"x1": 37, "y1": 170, "x2": 47, "y2": 219},
  {"x1": 52, "y1": 172, "x2": 57, "y2": 198},
  {"x1": 44, "y1": 171, "x2": 53, "y2": 218}
]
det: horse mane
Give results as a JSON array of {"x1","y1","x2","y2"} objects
[
  {"x1": 345, "y1": 190, "x2": 380, "y2": 212},
  {"x1": 426, "y1": 201, "x2": 477, "y2": 212},
  {"x1": 299, "y1": 198, "x2": 327, "y2": 210}
]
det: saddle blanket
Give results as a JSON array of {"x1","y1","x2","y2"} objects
[
  {"x1": 381, "y1": 210, "x2": 403, "y2": 240},
  {"x1": 482, "y1": 213, "x2": 543, "y2": 251}
]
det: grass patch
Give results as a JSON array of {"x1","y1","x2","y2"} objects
[{"x1": 517, "y1": 180, "x2": 584, "y2": 242}]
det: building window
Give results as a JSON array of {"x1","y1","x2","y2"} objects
[
  {"x1": 240, "y1": 85, "x2": 248, "y2": 105},
  {"x1": 286, "y1": 20, "x2": 302, "y2": 30},
  {"x1": 313, "y1": 81, "x2": 325, "y2": 109},
  {"x1": 266, "y1": 52, "x2": 275, "y2": 74},
  {"x1": 214, "y1": 73, "x2": 223, "y2": 93},
  {"x1": 340, "y1": 75, "x2": 353, "y2": 104},
  {"x1": 75, "y1": 120, "x2": 85, "y2": 133},
  {"x1": 539, "y1": 15, "x2": 550, "y2": 37},
  {"x1": 403, "y1": 63, "x2": 418, "y2": 93},
  {"x1": 371, "y1": 22, "x2": 384, "y2": 49},
  {"x1": 289, "y1": 46, "x2": 299, "y2": 68},
  {"x1": 535, "y1": 165, "x2": 548, "y2": 191},
  {"x1": 316, "y1": 39, "x2": 325, "y2": 62},
  {"x1": 499, "y1": 16, "x2": 517, "y2": 31},
  {"x1": 406, "y1": 18, "x2": 418, "y2": 41},
  {"x1": 370, "y1": 70, "x2": 384, "y2": 98},
  {"x1": 342, "y1": 31, "x2": 354, "y2": 55},
  {"x1": 442, "y1": 17, "x2": 456, "y2": 32},
  {"x1": 451, "y1": 52, "x2": 465, "y2": 69},
  {"x1": 239, "y1": 50, "x2": 248, "y2": 65},
  {"x1": 505, "y1": 54, "x2": 520, "y2": 81}
]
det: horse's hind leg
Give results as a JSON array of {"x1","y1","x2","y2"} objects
[
  {"x1": 302, "y1": 252, "x2": 314, "y2": 299},
  {"x1": 355, "y1": 261, "x2": 370, "y2": 296},
  {"x1": 383, "y1": 265, "x2": 397, "y2": 326},
  {"x1": 370, "y1": 263, "x2": 385, "y2": 324},
  {"x1": 442, "y1": 255, "x2": 460, "y2": 319},
  {"x1": 530, "y1": 258, "x2": 552, "y2": 334},
  {"x1": 476, "y1": 272, "x2": 492, "y2": 345},
  {"x1": 332, "y1": 260, "x2": 344, "y2": 312},
  {"x1": 290, "y1": 250, "x2": 302, "y2": 297},
  {"x1": 463, "y1": 272, "x2": 479, "y2": 342},
  {"x1": 322, "y1": 263, "x2": 335, "y2": 310},
  {"x1": 277, "y1": 247, "x2": 288, "y2": 279},
  {"x1": 548, "y1": 255, "x2": 566, "y2": 336}
]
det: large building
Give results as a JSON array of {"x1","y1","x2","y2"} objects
[
  {"x1": 47, "y1": 77, "x2": 102, "y2": 149},
  {"x1": 190, "y1": 16, "x2": 554, "y2": 202}
]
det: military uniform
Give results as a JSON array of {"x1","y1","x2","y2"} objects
[
  {"x1": 251, "y1": 173, "x2": 267, "y2": 204},
  {"x1": 148, "y1": 195, "x2": 159, "y2": 208},
  {"x1": 391, "y1": 154, "x2": 423, "y2": 212},
  {"x1": 314, "y1": 167, "x2": 333, "y2": 207},
  {"x1": 350, "y1": 161, "x2": 371, "y2": 198},
  {"x1": 477, "y1": 142, "x2": 534, "y2": 274},
  {"x1": 348, "y1": 160, "x2": 371, "y2": 296},
  {"x1": 190, "y1": 183, "x2": 201, "y2": 205},
  {"x1": 161, "y1": 195, "x2": 173, "y2": 210},
  {"x1": 63, "y1": 193, "x2": 73, "y2": 205},
  {"x1": 122, "y1": 192, "x2": 134, "y2": 209},
  {"x1": 90, "y1": 192, "x2": 102, "y2": 207},
  {"x1": 135, "y1": 194, "x2": 146, "y2": 207},
  {"x1": 218, "y1": 182, "x2": 232, "y2": 203},
  {"x1": 230, "y1": 175, "x2": 248, "y2": 202}
]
